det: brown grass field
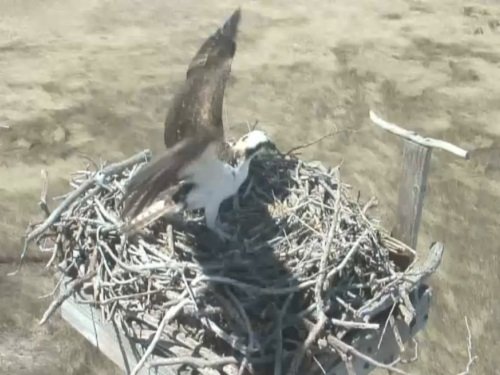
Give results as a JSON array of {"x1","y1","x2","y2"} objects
[{"x1": 1, "y1": 0, "x2": 499, "y2": 374}]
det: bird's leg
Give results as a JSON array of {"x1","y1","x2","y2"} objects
[
  {"x1": 204, "y1": 201, "x2": 234, "y2": 241},
  {"x1": 232, "y1": 177, "x2": 254, "y2": 210},
  {"x1": 242, "y1": 176, "x2": 255, "y2": 199},
  {"x1": 232, "y1": 194, "x2": 240, "y2": 210}
]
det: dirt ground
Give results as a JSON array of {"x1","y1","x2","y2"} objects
[{"x1": 1, "y1": 0, "x2": 499, "y2": 374}]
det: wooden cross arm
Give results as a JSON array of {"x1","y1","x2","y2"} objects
[
  {"x1": 368, "y1": 110, "x2": 470, "y2": 250},
  {"x1": 369, "y1": 110, "x2": 469, "y2": 159}
]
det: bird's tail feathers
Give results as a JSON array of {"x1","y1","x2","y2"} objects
[{"x1": 121, "y1": 198, "x2": 181, "y2": 234}]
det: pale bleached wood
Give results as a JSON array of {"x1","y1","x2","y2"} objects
[
  {"x1": 369, "y1": 111, "x2": 469, "y2": 159},
  {"x1": 393, "y1": 140, "x2": 432, "y2": 250}
]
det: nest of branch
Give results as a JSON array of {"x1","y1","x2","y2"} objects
[{"x1": 24, "y1": 149, "x2": 427, "y2": 375}]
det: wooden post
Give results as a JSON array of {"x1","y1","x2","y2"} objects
[
  {"x1": 393, "y1": 142, "x2": 432, "y2": 249},
  {"x1": 369, "y1": 111, "x2": 469, "y2": 250}
]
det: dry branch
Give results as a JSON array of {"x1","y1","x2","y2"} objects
[
  {"x1": 39, "y1": 270, "x2": 97, "y2": 325},
  {"x1": 39, "y1": 169, "x2": 50, "y2": 217},
  {"x1": 457, "y1": 317, "x2": 478, "y2": 375},
  {"x1": 369, "y1": 110, "x2": 469, "y2": 159}
]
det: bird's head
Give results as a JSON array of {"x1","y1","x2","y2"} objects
[{"x1": 232, "y1": 130, "x2": 277, "y2": 162}]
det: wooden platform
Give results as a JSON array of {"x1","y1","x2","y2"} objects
[
  {"x1": 61, "y1": 297, "x2": 170, "y2": 375},
  {"x1": 60, "y1": 237, "x2": 443, "y2": 375},
  {"x1": 60, "y1": 278, "x2": 433, "y2": 375}
]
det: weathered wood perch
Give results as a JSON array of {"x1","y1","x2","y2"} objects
[
  {"x1": 369, "y1": 111, "x2": 469, "y2": 159},
  {"x1": 369, "y1": 110, "x2": 469, "y2": 250}
]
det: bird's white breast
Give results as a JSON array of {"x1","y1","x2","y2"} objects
[{"x1": 180, "y1": 143, "x2": 251, "y2": 211}]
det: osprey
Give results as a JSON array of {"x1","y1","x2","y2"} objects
[{"x1": 119, "y1": 8, "x2": 276, "y2": 240}]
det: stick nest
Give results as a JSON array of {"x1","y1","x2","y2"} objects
[{"x1": 24, "y1": 149, "x2": 424, "y2": 375}]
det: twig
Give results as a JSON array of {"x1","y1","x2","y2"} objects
[
  {"x1": 326, "y1": 229, "x2": 368, "y2": 281},
  {"x1": 362, "y1": 196, "x2": 378, "y2": 215},
  {"x1": 39, "y1": 169, "x2": 50, "y2": 217},
  {"x1": 39, "y1": 270, "x2": 97, "y2": 325},
  {"x1": 182, "y1": 268, "x2": 199, "y2": 311},
  {"x1": 289, "y1": 312, "x2": 328, "y2": 375},
  {"x1": 9, "y1": 150, "x2": 151, "y2": 276},
  {"x1": 377, "y1": 300, "x2": 397, "y2": 350},
  {"x1": 149, "y1": 356, "x2": 239, "y2": 370},
  {"x1": 285, "y1": 129, "x2": 357, "y2": 156},
  {"x1": 131, "y1": 299, "x2": 191, "y2": 375},
  {"x1": 331, "y1": 318, "x2": 379, "y2": 330},
  {"x1": 225, "y1": 287, "x2": 257, "y2": 374},
  {"x1": 457, "y1": 317, "x2": 478, "y2": 375},
  {"x1": 315, "y1": 168, "x2": 341, "y2": 314},
  {"x1": 192, "y1": 274, "x2": 316, "y2": 295},
  {"x1": 29, "y1": 150, "x2": 151, "y2": 242}
]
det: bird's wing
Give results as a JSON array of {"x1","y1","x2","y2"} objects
[
  {"x1": 120, "y1": 184, "x2": 186, "y2": 234},
  {"x1": 121, "y1": 129, "x2": 217, "y2": 221},
  {"x1": 163, "y1": 8, "x2": 241, "y2": 148}
]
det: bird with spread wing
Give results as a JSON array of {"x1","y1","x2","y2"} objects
[{"x1": 119, "y1": 8, "x2": 276, "y2": 240}]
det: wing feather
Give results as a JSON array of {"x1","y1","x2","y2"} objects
[
  {"x1": 121, "y1": 130, "x2": 216, "y2": 220},
  {"x1": 163, "y1": 8, "x2": 241, "y2": 148},
  {"x1": 121, "y1": 191, "x2": 180, "y2": 234}
]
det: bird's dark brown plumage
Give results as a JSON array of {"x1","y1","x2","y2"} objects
[
  {"x1": 163, "y1": 8, "x2": 241, "y2": 148},
  {"x1": 121, "y1": 9, "x2": 242, "y2": 220},
  {"x1": 121, "y1": 132, "x2": 215, "y2": 219}
]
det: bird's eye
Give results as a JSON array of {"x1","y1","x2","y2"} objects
[{"x1": 241, "y1": 135, "x2": 248, "y2": 142}]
